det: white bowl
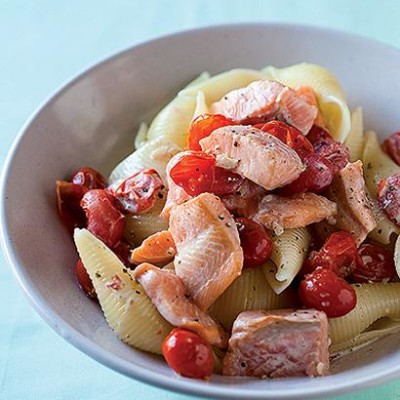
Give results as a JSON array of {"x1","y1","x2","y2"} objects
[{"x1": 2, "y1": 24, "x2": 400, "y2": 399}]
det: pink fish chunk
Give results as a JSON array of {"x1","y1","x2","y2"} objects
[
  {"x1": 133, "y1": 262, "x2": 228, "y2": 348},
  {"x1": 211, "y1": 80, "x2": 318, "y2": 135},
  {"x1": 169, "y1": 192, "x2": 243, "y2": 311},
  {"x1": 223, "y1": 309, "x2": 329, "y2": 378},
  {"x1": 200, "y1": 125, "x2": 305, "y2": 190}
]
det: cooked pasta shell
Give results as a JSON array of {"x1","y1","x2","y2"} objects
[
  {"x1": 180, "y1": 68, "x2": 267, "y2": 103},
  {"x1": 74, "y1": 228, "x2": 173, "y2": 354},
  {"x1": 261, "y1": 63, "x2": 351, "y2": 142},
  {"x1": 263, "y1": 228, "x2": 310, "y2": 295},
  {"x1": 345, "y1": 107, "x2": 365, "y2": 162},
  {"x1": 108, "y1": 137, "x2": 181, "y2": 186},
  {"x1": 123, "y1": 198, "x2": 169, "y2": 247},
  {"x1": 192, "y1": 91, "x2": 209, "y2": 121},
  {"x1": 133, "y1": 122, "x2": 149, "y2": 149},
  {"x1": 330, "y1": 317, "x2": 400, "y2": 354},
  {"x1": 210, "y1": 266, "x2": 297, "y2": 330},
  {"x1": 366, "y1": 188, "x2": 400, "y2": 244},
  {"x1": 185, "y1": 71, "x2": 211, "y2": 87},
  {"x1": 395, "y1": 235, "x2": 400, "y2": 279},
  {"x1": 362, "y1": 130, "x2": 400, "y2": 197},
  {"x1": 329, "y1": 283, "x2": 400, "y2": 347}
]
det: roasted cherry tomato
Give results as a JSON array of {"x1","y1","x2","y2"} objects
[
  {"x1": 169, "y1": 152, "x2": 243, "y2": 197},
  {"x1": 56, "y1": 180, "x2": 88, "y2": 232},
  {"x1": 187, "y1": 114, "x2": 235, "y2": 151},
  {"x1": 301, "y1": 231, "x2": 357, "y2": 278},
  {"x1": 70, "y1": 166, "x2": 107, "y2": 189},
  {"x1": 377, "y1": 173, "x2": 400, "y2": 226},
  {"x1": 75, "y1": 259, "x2": 97, "y2": 299},
  {"x1": 162, "y1": 328, "x2": 214, "y2": 379},
  {"x1": 313, "y1": 137, "x2": 350, "y2": 174},
  {"x1": 280, "y1": 153, "x2": 335, "y2": 195},
  {"x1": 306, "y1": 125, "x2": 333, "y2": 144},
  {"x1": 299, "y1": 267, "x2": 357, "y2": 318},
  {"x1": 112, "y1": 240, "x2": 134, "y2": 267},
  {"x1": 350, "y1": 243, "x2": 395, "y2": 283},
  {"x1": 235, "y1": 217, "x2": 273, "y2": 268},
  {"x1": 81, "y1": 189, "x2": 125, "y2": 248},
  {"x1": 113, "y1": 169, "x2": 164, "y2": 214},
  {"x1": 255, "y1": 120, "x2": 314, "y2": 159},
  {"x1": 382, "y1": 131, "x2": 400, "y2": 166}
]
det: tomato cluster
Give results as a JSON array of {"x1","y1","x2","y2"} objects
[
  {"x1": 299, "y1": 231, "x2": 396, "y2": 317},
  {"x1": 56, "y1": 166, "x2": 166, "y2": 297}
]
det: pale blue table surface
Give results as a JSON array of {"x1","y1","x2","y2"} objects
[{"x1": 1, "y1": 1, "x2": 400, "y2": 399}]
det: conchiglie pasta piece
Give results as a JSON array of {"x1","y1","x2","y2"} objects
[
  {"x1": 74, "y1": 228, "x2": 173, "y2": 354},
  {"x1": 394, "y1": 235, "x2": 400, "y2": 279},
  {"x1": 345, "y1": 107, "x2": 365, "y2": 162},
  {"x1": 262, "y1": 228, "x2": 310, "y2": 295},
  {"x1": 133, "y1": 122, "x2": 149, "y2": 150},
  {"x1": 180, "y1": 68, "x2": 268, "y2": 102},
  {"x1": 366, "y1": 189, "x2": 400, "y2": 244},
  {"x1": 261, "y1": 63, "x2": 351, "y2": 142},
  {"x1": 108, "y1": 137, "x2": 181, "y2": 186},
  {"x1": 210, "y1": 266, "x2": 297, "y2": 330},
  {"x1": 124, "y1": 198, "x2": 169, "y2": 247},
  {"x1": 192, "y1": 91, "x2": 209, "y2": 121},
  {"x1": 362, "y1": 130, "x2": 400, "y2": 197},
  {"x1": 330, "y1": 317, "x2": 400, "y2": 354},
  {"x1": 329, "y1": 283, "x2": 400, "y2": 348}
]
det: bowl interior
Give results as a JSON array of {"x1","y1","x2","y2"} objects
[{"x1": 2, "y1": 24, "x2": 400, "y2": 399}]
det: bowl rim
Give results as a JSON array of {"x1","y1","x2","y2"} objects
[{"x1": 2, "y1": 22, "x2": 400, "y2": 399}]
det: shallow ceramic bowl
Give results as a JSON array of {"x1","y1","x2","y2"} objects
[{"x1": 2, "y1": 24, "x2": 400, "y2": 399}]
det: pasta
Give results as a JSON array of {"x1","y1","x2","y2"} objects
[
  {"x1": 74, "y1": 228, "x2": 173, "y2": 354},
  {"x1": 210, "y1": 266, "x2": 296, "y2": 330},
  {"x1": 345, "y1": 107, "x2": 365, "y2": 162},
  {"x1": 262, "y1": 228, "x2": 310, "y2": 294},
  {"x1": 329, "y1": 283, "x2": 400, "y2": 349}
]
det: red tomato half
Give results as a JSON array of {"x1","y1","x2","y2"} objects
[
  {"x1": 169, "y1": 152, "x2": 244, "y2": 197},
  {"x1": 313, "y1": 138, "x2": 350, "y2": 174},
  {"x1": 306, "y1": 125, "x2": 333, "y2": 144},
  {"x1": 299, "y1": 267, "x2": 357, "y2": 318},
  {"x1": 301, "y1": 231, "x2": 357, "y2": 278},
  {"x1": 56, "y1": 180, "x2": 88, "y2": 232},
  {"x1": 235, "y1": 218, "x2": 273, "y2": 268},
  {"x1": 75, "y1": 259, "x2": 97, "y2": 299},
  {"x1": 255, "y1": 120, "x2": 314, "y2": 159},
  {"x1": 113, "y1": 169, "x2": 164, "y2": 214},
  {"x1": 382, "y1": 131, "x2": 400, "y2": 166},
  {"x1": 350, "y1": 243, "x2": 395, "y2": 283},
  {"x1": 70, "y1": 166, "x2": 107, "y2": 189},
  {"x1": 377, "y1": 174, "x2": 400, "y2": 226},
  {"x1": 280, "y1": 153, "x2": 335, "y2": 195},
  {"x1": 81, "y1": 189, "x2": 125, "y2": 248},
  {"x1": 187, "y1": 114, "x2": 235, "y2": 151},
  {"x1": 162, "y1": 328, "x2": 214, "y2": 379}
]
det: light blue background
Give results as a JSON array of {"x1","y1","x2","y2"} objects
[{"x1": 1, "y1": 1, "x2": 400, "y2": 399}]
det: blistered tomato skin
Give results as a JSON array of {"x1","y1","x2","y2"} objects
[
  {"x1": 377, "y1": 174, "x2": 400, "y2": 226},
  {"x1": 113, "y1": 169, "x2": 164, "y2": 214},
  {"x1": 71, "y1": 166, "x2": 107, "y2": 189},
  {"x1": 350, "y1": 243, "x2": 395, "y2": 283},
  {"x1": 187, "y1": 114, "x2": 235, "y2": 151},
  {"x1": 280, "y1": 153, "x2": 335, "y2": 195},
  {"x1": 382, "y1": 132, "x2": 400, "y2": 166},
  {"x1": 235, "y1": 218, "x2": 273, "y2": 268},
  {"x1": 75, "y1": 259, "x2": 97, "y2": 299},
  {"x1": 301, "y1": 231, "x2": 357, "y2": 278},
  {"x1": 255, "y1": 120, "x2": 314, "y2": 159},
  {"x1": 299, "y1": 267, "x2": 357, "y2": 318},
  {"x1": 81, "y1": 189, "x2": 125, "y2": 248},
  {"x1": 162, "y1": 328, "x2": 214, "y2": 379},
  {"x1": 169, "y1": 152, "x2": 244, "y2": 197}
]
